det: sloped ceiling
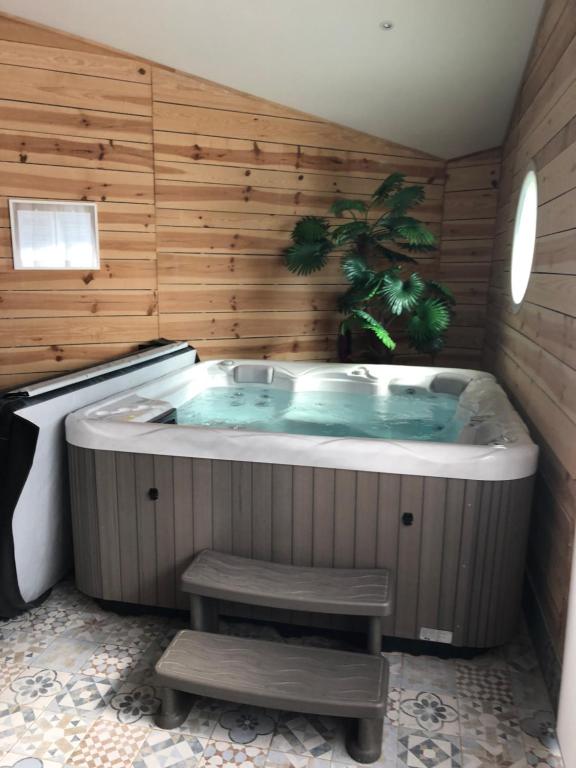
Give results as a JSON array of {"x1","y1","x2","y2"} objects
[{"x1": 0, "y1": 0, "x2": 544, "y2": 158}]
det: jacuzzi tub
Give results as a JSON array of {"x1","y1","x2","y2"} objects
[{"x1": 66, "y1": 359, "x2": 538, "y2": 647}]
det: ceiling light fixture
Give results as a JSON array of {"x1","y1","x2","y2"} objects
[{"x1": 379, "y1": 21, "x2": 394, "y2": 30}]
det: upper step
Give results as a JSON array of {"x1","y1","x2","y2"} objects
[
  {"x1": 181, "y1": 550, "x2": 392, "y2": 616},
  {"x1": 156, "y1": 629, "x2": 388, "y2": 719}
]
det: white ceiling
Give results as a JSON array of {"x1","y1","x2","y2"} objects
[{"x1": 0, "y1": 0, "x2": 544, "y2": 158}]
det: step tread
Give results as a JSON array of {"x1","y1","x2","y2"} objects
[
  {"x1": 155, "y1": 630, "x2": 388, "y2": 718},
  {"x1": 181, "y1": 550, "x2": 392, "y2": 616}
]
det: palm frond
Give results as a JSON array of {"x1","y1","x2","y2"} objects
[
  {"x1": 385, "y1": 185, "x2": 425, "y2": 214},
  {"x1": 372, "y1": 173, "x2": 406, "y2": 204},
  {"x1": 292, "y1": 216, "x2": 331, "y2": 244},
  {"x1": 283, "y1": 241, "x2": 330, "y2": 276},
  {"x1": 340, "y1": 254, "x2": 373, "y2": 286},
  {"x1": 350, "y1": 309, "x2": 396, "y2": 350},
  {"x1": 371, "y1": 242, "x2": 418, "y2": 264},
  {"x1": 331, "y1": 220, "x2": 371, "y2": 246},
  {"x1": 387, "y1": 216, "x2": 437, "y2": 248},
  {"x1": 407, "y1": 298, "x2": 451, "y2": 347},
  {"x1": 330, "y1": 199, "x2": 368, "y2": 217},
  {"x1": 427, "y1": 280, "x2": 456, "y2": 305},
  {"x1": 382, "y1": 272, "x2": 425, "y2": 315}
]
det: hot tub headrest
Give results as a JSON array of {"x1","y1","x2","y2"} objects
[
  {"x1": 233, "y1": 365, "x2": 274, "y2": 384},
  {"x1": 430, "y1": 373, "x2": 472, "y2": 396}
]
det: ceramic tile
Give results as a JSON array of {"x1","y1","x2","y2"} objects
[
  {"x1": 397, "y1": 728, "x2": 461, "y2": 768},
  {"x1": 456, "y1": 663, "x2": 514, "y2": 706},
  {"x1": 133, "y1": 729, "x2": 207, "y2": 767},
  {"x1": 200, "y1": 739, "x2": 268, "y2": 768},
  {"x1": 101, "y1": 682, "x2": 161, "y2": 726},
  {"x1": 163, "y1": 696, "x2": 225, "y2": 739},
  {"x1": 0, "y1": 663, "x2": 26, "y2": 694},
  {"x1": 79, "y1": 640, "x2": 150, "y2": 681},
  {"x1": 459, "y1": 697, "x2": 525, "y2": 767},
  {"x1": 387, "y1": 687, "x2": 401, "y2": 724},
  {"x1": 0, "y1": 634, "x2": 51, "y2": 668},
  {"x1": 0, "y1": 703, "x2": 41, "y2": 753},
  {"x1": 11, "y1": 710, "x2": 91, "y2": 762},
  {"x1": 265, "y1": 752, "x2": 326, "y2": 768},
  {"x1": 48, "y1": 673, "x2": 118, "y2": 719},
  {"x1": 402, "y1": 655, "x2": 458, "y2": 694},
  {"x1": 214, "y1": 706, "x2": 276, "y2": 747},
  {"x1": 1, "y1": 668, "x2": 70, "y2": 709},
  {"x1": 32, "y1": 638, "x2": 96, "y2": 674},
  {"x1": 399, "y1": 690, "x2": 459, "y2": 736},
  {"x1": 518, "y1": 710, "x2": 562, "y2": 757},
  {"x1": 0, "y1": 752, "x2": 62, "y2": 768},
  {"x1": 270, "y1": 713, "x2": 338, "y2": 760},
  {"x1": 66, "y1": 717, "x2": 148, "y2": 767}
]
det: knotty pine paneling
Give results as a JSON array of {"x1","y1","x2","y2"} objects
[
  {"x1": 0, "y1": 12, "x2": 485, "y2": 384},
  {"x1": 439, "y1": 150, "x2": 500, "y2": 367},
  {"x1": 0, "y1": 30, "x2": 158, "y2": 383},
  {"x1": 484, "y1": 0, "x2": 576, "y2": 700}
]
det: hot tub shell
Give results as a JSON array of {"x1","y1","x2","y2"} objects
[{"x1": 66, "y1": 359, "x2": 537, "y2": 647}]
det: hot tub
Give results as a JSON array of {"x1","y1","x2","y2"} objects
[{"x1": 66, "y1": 359, "x2": 538, "y2": 647}]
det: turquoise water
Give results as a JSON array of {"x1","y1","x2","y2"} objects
[{"x1": 177, "y1": 385, "x2": 464, "y2": 442}]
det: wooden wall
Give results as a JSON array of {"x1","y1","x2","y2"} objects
[
  {"x1": 439, "y1": 150, "x2": 500, "y2": 366},
  {"x1": 484, "y1": 0, "x2": 576, "y2": 696},
  {"x1": 0, "y1": 12, "x2": 490, "y2": 391}
]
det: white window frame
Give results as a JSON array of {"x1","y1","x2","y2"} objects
[{"x1": 9, "y1": 199, "x2": 100, "y2": 271}]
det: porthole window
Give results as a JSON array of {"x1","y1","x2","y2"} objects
[{"x1": 510, "y1": 165, "x2": 538, "y2": 307}]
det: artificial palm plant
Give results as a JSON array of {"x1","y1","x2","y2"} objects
[{"x1": 283, "y1": 173, "x2": 455, "y2": 362}]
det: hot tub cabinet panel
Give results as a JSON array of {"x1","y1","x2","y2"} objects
[{"x1": 69, "y1": 446, "x2": 533, "y2": 648}]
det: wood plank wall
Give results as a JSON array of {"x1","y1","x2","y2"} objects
[
  {"x1": 484, "y1": 0, "x2": 576, "y2": 697},
  {"x1": 440, "y1": 149, "x2": 501, "y2": 366},
  {"x1": 0, "y1": 12, "x2": 489, "y2": 391}
]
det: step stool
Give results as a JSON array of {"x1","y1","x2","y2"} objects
[{"x1": 154, "y1": 550, "x2": 393, "y2": 763}]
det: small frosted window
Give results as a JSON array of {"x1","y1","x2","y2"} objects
[
  {"x1": 9, "y1": 200, "x2": 99, "y2": 270},
  {"x1": 510, "y1": 168, "x2": 538, "y2": 307}
]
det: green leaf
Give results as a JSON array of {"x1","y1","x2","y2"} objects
[
  {"x1": 382, "y1": 272, "x2": 426, "y2": 315},
  {"x1": 385, "y1": 216, "x2": 436, "y2": 247},
  {"x1": 371, "y1": 243, "x2": 418, "y2": 264},
  {"x1": 407, "y1": 298, "x2": 451, "y2": 348},
  {"x1": 385, "y1": 185, "x2": 425, "y2": 214},
  {"x1": 330, "y1": 199, "x2": 368, "y2": 217},
  {"x1": 371, "y1": 172, "x2": 406, "y2": 203},
  {"x1": 350, "y1": 309, "x2": 396, "y2": 350},
  {"x1": 340, "y1": 254, "x2": 373, "y2": 285},
  {"x1": 427, "y1": 280, "x2": 456, "y2": 305},
  {"x1": 331, "y1": 220, "x2": 370, "y2": 246},
  {"x1": 292, "y1": 216, "x2": 330, "y2": 244},
  {"x1": 283, "y1": 241, "x2": 330, "y2": 275}
]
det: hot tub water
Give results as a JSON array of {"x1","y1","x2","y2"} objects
[{"x1": 176, "y1": 385, "x2": 464, "y2": 442}]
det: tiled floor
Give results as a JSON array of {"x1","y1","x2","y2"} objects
[{"x1": 0, "y1": 582, "x2": 564, "y2": 767}]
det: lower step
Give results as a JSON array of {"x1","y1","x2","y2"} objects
[{"x1": 155, "y1": 630, "x2": 389, "y2": 763}]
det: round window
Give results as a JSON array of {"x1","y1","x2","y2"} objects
[{"x1": 510, "y1": 165, "x2": 538, "y2": 307}]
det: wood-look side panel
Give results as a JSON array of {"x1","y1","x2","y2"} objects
[{"x1": 69, "y1": 447, "x2": 533, "y2": 647}]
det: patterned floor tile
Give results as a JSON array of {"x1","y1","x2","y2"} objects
[
  {"x1": 270, "y1": 714, "x2": 338, "y2": 760},
  {"x1": 398, "y1": 728, "x2": 461, "y2": 768},
  {"x1": 11, "y1": 710, "x2": 91, "y2": 762},
  {"x1": 161, "y1": 696, "x2": 225, "y2": 740},
  {"x1": 80, "y1": 640, "x2": 151, "y2": 681},
  {"x1": 456, "y1": 663, "x2": 514, "y2": 705},
  {"x1": 265, "y1": 752, "x2": 325, "y2": 768},
  {"x1": 32, "y1": 638, "x2": 97, "y2": 674},
  {"x1": 0, "y1": 751, "x2": 62, "y2": 768},
  {"x1": 0, "y1": 663, "x2": 26, "y2": 693},
  {"x1": 66, "y1": 718, "x2": 148, "y2": 767},
  {"x1": 133, "y1": 729, "x2": 207, "y2": 767},
  {"x1": 0, "y1": 634, "x2": 51, "y2": 668},
  {"x1": 402, "y1": 655, "x2": 458, "y2": 694},
  {"x1": 200, "y1": 739, "x2": 268, "y2": 768},
  {"x1": 0, "y1": 703, "x2": 40, "y2": 752},
  {"x1": 459, "y1": 698, "x2": 526, "y2": 766},
  {"x1": 399, "y1": 690, "x2": 459, "y2": 735},
  {"x1": 387, "y1": 687, "x2": 401, "y2": 724},
  {"x1": 101, "y1": 681, "x2": 161, "y2": 726},
  {"x1": 213, "y1": 706, "x2": 276, "y2": 747},
  {"x1": 0, "y1": 668, "x2": 70, "y2": 709},
  {"x1": 518, "y1": 710, "x2": 562, "y2": 757},
  {"x1": 48, "y1": 673, "x2": 118, "y2": 719}
]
